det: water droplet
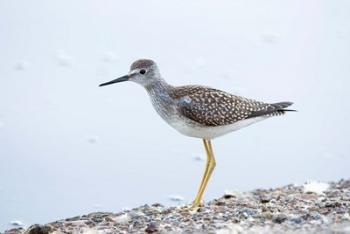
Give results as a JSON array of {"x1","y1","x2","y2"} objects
[
  {"x1": 260, "y1": 33, "x2": 280, "y2": 44},
  {"x1": 56, "y1": 51, "x2": 73, "y2": 67},
  {"x1": 168, "y1": 195, "x2": 184, "y2": 202},
  {"x1": 193, "y1": 156, "x2": 203, "y2": 162},
  {"x1": 87, "y1": 135, "x2": 99, "y2": 144},
  {"x1": 92, "y1": 203, "x2": 102, "y2": 208},
  {"x1": 10, "y1": 220, "x2": 24, "y2": 226},
  {"x1": 14, "y1": 61, "x2": 30, "y2": 71},
  {"x1": 102, "y1": 52, "x2": 118, "y2": 63}
]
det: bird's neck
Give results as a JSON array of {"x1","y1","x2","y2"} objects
[
  {"x1": 145, "y1": 78, "x2": 177, "y2": 119},
  {"x1": 145, "y1": 78, "x2": 173, "y2": 100}
]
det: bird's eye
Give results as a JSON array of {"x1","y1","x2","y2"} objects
[{"x1": 139, "y1": 69, "x2": 146, "y2": 75}]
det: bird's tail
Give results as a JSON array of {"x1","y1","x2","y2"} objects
[
  {"x1": 246, "y1": 101, "x2": 296, "y2": 119},
  {"x1": 271, "y1": 102, "x2": 296, "y2": 115}
]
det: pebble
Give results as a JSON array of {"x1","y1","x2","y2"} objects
[
  {"x1": 259, "y1": 193, "x2": 272, "y2": 203},
  {"x1": 272, "y1": 213, "x2": 288, "y2": 224},
  {"x1": 223, "y1": 190, "x2": 239, "y2": 199},
  {"x1": 5, "y1": 179, "x2": 350, "y2": 234},
  {"x1": 9, "y1": 221, "x2": 23, "y2": 227},
  {"x1": 303, "y1": 181, "x2": 329, "y2": 195},
  {"x1": 145, "y1": 222, "x2": 159, "y2": 233},
  {"x1": 113, "y1": 213, "x2": 130, "y2": 224},
  {"x1": 26, "y1": 224, "x2": 52, "y2": 234}
]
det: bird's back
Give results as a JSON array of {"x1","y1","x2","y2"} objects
[{"x1": 169, "y1": 85, "x2": 293, "y2": 127}]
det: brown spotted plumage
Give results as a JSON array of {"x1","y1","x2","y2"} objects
[{"x1": 170, "y1": 85, "x2": 293, "y2": 126}]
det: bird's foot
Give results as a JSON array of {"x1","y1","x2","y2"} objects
[
  {"x1": 190, "y1": 200, "x2": 204, "y2": 209},
  {"x1": 177, "y1": 200, "x2": 204, "y2": 213}
]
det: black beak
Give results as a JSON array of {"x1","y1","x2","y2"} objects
[{"x1": 99, "y1": 75, "x2": 129, "y2": 87}]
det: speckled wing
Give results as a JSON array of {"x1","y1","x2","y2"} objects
[{"x1": 171, "y1": 85, "x2": 293, "y2": 127}]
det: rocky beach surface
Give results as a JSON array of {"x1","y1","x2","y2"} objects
[{"x1": 4, "y1": 179, "x2": 350, "y2": 234}]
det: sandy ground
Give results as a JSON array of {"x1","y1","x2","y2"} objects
[{"x1": 4, "y1": 179, "x2": 350, "y2": 234}]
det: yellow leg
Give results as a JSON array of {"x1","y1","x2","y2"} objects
[{"x1": 191, "y1": 139, "x2": 216, "y2": 208}]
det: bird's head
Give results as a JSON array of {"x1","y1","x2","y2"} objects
[{"x1": 99, "y1": 59, "x2": 160, "y2": 88}]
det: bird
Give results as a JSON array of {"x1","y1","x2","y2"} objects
[{"x1": 99, "y1": 59, "x2": 294, "y2": 208}]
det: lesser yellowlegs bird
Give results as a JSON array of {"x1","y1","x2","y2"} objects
[{"x1": 99, "y1": 59, "x2": 294, "y2": 208}]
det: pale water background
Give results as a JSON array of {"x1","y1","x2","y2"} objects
[{"x1": 1, "y1": 0, "x2": 350, "y2": 231}]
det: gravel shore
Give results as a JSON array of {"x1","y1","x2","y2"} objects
[{"x1": 5, "y1": 179, "x2": 350, "y2": 234}]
